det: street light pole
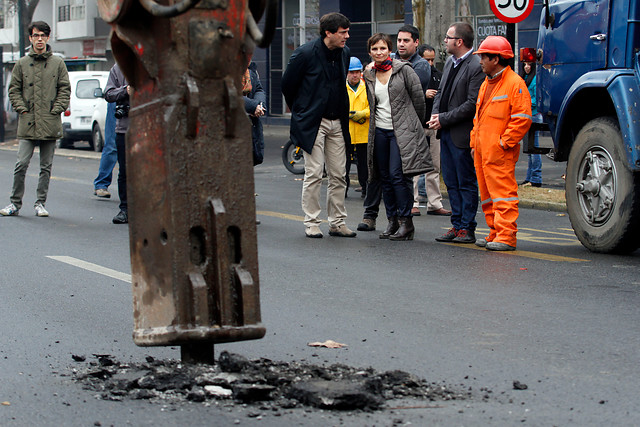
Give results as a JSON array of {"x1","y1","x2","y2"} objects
[{"x1": 18, "y1": 0, "x2": 25, "y2": 57}]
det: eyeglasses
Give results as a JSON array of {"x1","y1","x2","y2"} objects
[
  {"x1": 30, "y1": 33, "x2": 48, "y2": 39},
  {"x1": 444, "y1": 35, "x2": 460, "y2": 41}
]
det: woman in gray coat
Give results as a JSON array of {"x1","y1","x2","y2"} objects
[{"x1": 363, "y1": 33, "x2": 432, "y2": 240}]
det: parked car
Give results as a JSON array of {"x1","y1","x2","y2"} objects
[
  {"x1": 90, "y1": 93, "x2": 108, "y2": 152},
  {"x1": 59, "y1": 71, "x2": 109, "y2": 151}
]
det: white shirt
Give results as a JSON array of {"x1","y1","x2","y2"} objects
[{"x1": 374, "y1": 78, "x2": 393, "y2": 130}]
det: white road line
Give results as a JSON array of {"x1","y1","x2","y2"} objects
[{"x1": 47, "y1": 256, "x2": 131, "y2": 283}]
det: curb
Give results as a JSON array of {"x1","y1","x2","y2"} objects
[
  {"x1": 0, "y1": 142, "x2": 102, "y2": 160},
  {"x1": 438, "y1": 188, "x2": 566, "y2": 213}
]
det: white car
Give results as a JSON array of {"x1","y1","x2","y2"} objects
[
  {"x1": 90, "y1": 95, "x2": 108, "y2": 152},
  {"x1": 60, "y1": 71, "x2": 109, "y2": 151}
]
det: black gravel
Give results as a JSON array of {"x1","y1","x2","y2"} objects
[{"x1": 70, "y1": 351, "x2": 488, "y2": 413}]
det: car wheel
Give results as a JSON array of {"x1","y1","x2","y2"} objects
[
  {"x1": 92, "y1": 124, "x2": 104, "y2": 152},
  {"x1": 56, "y1": 138, "x2": 74, "y2": 149},
  {"x1": 566, "y1": 117, "x2": 640, "y2": 254}
]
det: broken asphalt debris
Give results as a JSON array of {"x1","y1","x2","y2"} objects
[
  {"x1": 71, "y1": 351, "x2": 482, "y2": 412},
  {"x1": 513, "y1": 381, "x2": 528, "y2": 390}
]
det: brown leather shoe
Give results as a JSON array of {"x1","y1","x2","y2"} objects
[
  {"x1": 410, "y1": 207, "x2": 421, "y2": 216},
  {"x1": 379, "y1": 217, "x2": 399, "y2": 239},
  {"x1": 357, "y1": 218, "x2": 376, "y2": 231},
  {"x1": 389, "y1": 216, "x2": 415, "y2": 241},
  {"x1": 427, "y1": 207, "x2": 451, "y2": 216}
]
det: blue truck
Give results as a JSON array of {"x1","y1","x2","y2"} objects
[{"x1": 522, "y1": 0, "x2": 640, "y2": 253}]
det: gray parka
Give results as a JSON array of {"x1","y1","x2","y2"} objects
[
  {"x1": 9, "y1": 46, "x2": 70, "y2": 140},
  {"x1": 363, "y1": 59, "x2": 433, "y2": 181}
]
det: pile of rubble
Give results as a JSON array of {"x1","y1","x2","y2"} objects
[{"x1": 71, "y1": 351, "x2": 480, "y2": 412}]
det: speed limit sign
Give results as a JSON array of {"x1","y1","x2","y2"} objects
[{"x1": 490, "y1": 0, "x2": 534, "y2": 23}]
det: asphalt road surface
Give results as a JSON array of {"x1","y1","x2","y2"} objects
[{"x1": 0, "y1": 130, "x2": 638, "y2": 426}]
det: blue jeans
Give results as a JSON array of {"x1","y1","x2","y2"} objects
[
  {"x1": 374, "y1": 128, "x2": 412, "y2": 218},
  {"x1": 525, "y1": 131, "x2": 542, "y2": 184},
  {"x1": 440, "y1": 130, "x2": 478, "y2": 231},
  {"x1": 93, "y1": 102, "x2": 117, "y2": 190}
]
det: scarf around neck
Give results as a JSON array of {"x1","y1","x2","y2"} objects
[{"x1": 374, "y1": 57, "x2": 393, "y2": 72}]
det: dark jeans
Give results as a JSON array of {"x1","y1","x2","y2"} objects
[
  {"x1": 346, "y1": 143, "x2": 369, "y2": 196},
  {"x1": 115, "y1": 132, "x2": 127, "y2": 212},
  {"x1": 440, "y1": 130, "x2": 478, "y2": 231},
  {"x1": 373, "y1": 128, "x2": 412, "y2": 218},
  {"x1": 362, "y1": 178, "x2": 382, "y2": 220}
]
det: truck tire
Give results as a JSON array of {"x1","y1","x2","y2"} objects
[{"x1": 566, "y1": 117, "x2": 640, "y2": 254}]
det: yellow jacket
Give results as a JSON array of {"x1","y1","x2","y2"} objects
[{"x1": 347, "y1": 80, "x2": 370, "y2": 144}]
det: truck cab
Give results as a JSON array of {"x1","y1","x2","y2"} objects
[{"x1": 530, "y1": 0, "x2": 640, "y2": 253}]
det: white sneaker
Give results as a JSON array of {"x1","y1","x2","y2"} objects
[
  {"x1": 34, "y1": 203, "x2": 49, "y2": 217},
  {"x1": 0, "y1": 203, "x2": 19, "y2": 216}
]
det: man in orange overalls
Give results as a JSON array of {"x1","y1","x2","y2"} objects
[{"x1": 470, "y1": 36, "x2": 532, "y2": 251}]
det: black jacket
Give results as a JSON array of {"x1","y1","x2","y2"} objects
[
  {"x1": 281, "y1": 37, "x2": 351, "y2": 153},
  {"x1": 432, "y1": 52, "x2": 484, "y2": 148},
  {"x1": 104, "y1": 63, "x2": 129, "y2": 134},
  {"x1": 244, "y1": 62, "x2": 266, "y2": 165}
]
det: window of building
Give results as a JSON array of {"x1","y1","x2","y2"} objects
[
  {"x1": 58, "y1": 0, "x2": 85, "y2": 22},
  {"x1": 0, "y1": 0, "x2": 14, "y2": 29},
  {"x1": 269, "y1": 0, "x2": 404, "y2": 116}
]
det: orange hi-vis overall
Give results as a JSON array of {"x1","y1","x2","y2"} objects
[{"x1": 470, "y1": 66, "x2": 531, "y2": 247}]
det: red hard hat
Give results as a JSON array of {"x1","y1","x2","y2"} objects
[{"x1": 474, "y1": 36, "x2": 514, "y2": 59}]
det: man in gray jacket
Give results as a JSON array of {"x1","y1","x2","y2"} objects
[
  {"x1": 1, "y1": 21, "x2": 70, "y2": 217},
  {"x1": 428, "y1": 22, "x2": 484, "y2": 244},
  {"x1": 104, "y1": 63, "x2": 130, "y2": 224}
]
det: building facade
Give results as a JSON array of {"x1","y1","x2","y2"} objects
[{"x1": 0, "y1": 0, "x2": 111, "y2": 69}]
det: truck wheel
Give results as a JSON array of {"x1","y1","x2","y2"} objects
[
  {"x1": 566, "y1": 117, "x2": 640, "y2": 253},
  {"x1": 92, "y1": 124, "x2": 104, "y2": 152}
]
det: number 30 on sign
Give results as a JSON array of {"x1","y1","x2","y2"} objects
[{"x1": 490, "y1": 0, "x2": 534, "y2": 23}]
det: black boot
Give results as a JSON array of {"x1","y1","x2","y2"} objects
[
  {"x1": 390, "y1": 216, "x2": 414, "y2": 241},
  {"x1": 379, "y1": 216, "x2": 399, "y2": 239}
]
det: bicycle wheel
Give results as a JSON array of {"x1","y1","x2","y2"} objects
[{"x1": 282, "y1": 140, "x2": 305, "y2": 174}]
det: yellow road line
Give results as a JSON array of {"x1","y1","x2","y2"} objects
[
  {"x1": 257, "y1": 210, "x2": 328, "y2": 223},
  {"x1": 441, "y1": 242, "x2": 588, "y2": 262},
  {"x1": 47, "y1": 255, "x2": 132, "y2": 283}
]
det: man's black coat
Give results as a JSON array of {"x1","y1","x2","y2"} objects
[{"x1": 281, "y1": 37, "x2": 351, "y2": 154}]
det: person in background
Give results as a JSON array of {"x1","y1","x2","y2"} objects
[
  {"x1": 345, "y1": 57, "x2": 370, "y2": 206},
  {"x1": 428, "y1": 22, "x2": 484, "y2": 244},
  {"x1": 363, "y1": 33, "x2": 432, "y2": 241},
  {"x1": 243, "y1": 58, "x2": 266, "y2": 166},
  {"x1": 104, "y1": 63, "x2": 130, "y2": 225},
  {"x1": 93, "y1": 102, "x2": 117, "y2": 198},
  {"x1": 1, "y1": 21, "x2": 70, "y2": 218},
  {"x1": 414, "y1": 43, "x2": 450, "y2": 216},
  {"x1": 470, "y1": 36, "x2": 532, "y2": 251},
  {"x1": 281, "y1": 12, "x2": 356, "y2": 239},
  {"x1": 519, "y1": 61, "x2": 542, "y2": 188}
]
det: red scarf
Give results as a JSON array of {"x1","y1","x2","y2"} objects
[{"x1": 374, "y1": 57, "x2": 393, "y2": 72}]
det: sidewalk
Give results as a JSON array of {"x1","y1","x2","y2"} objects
[{"x1": 0, "y1": 130, "x2": 567, "y2": 212}]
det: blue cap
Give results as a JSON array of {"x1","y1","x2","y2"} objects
[{"x1": 348, "y1": 57, "x2": 363, "y2": 71}]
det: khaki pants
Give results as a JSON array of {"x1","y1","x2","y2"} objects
[
  {"x1": 10, "y1": 139, "x2": 56, "y2": 209},
  {"x1": 302, "y1": 118, "x2": 347, "y2": 228},
  {"x1": 413, "y1": 129, "x2": 444, "y2": 210}
]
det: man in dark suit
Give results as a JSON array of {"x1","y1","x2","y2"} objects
[
  {"x1": 282, "y1": 12, "x2": 356, "y2": 239},
  {"x1": 428, "y1": 22, "x2": 484, "y2": 244}
]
